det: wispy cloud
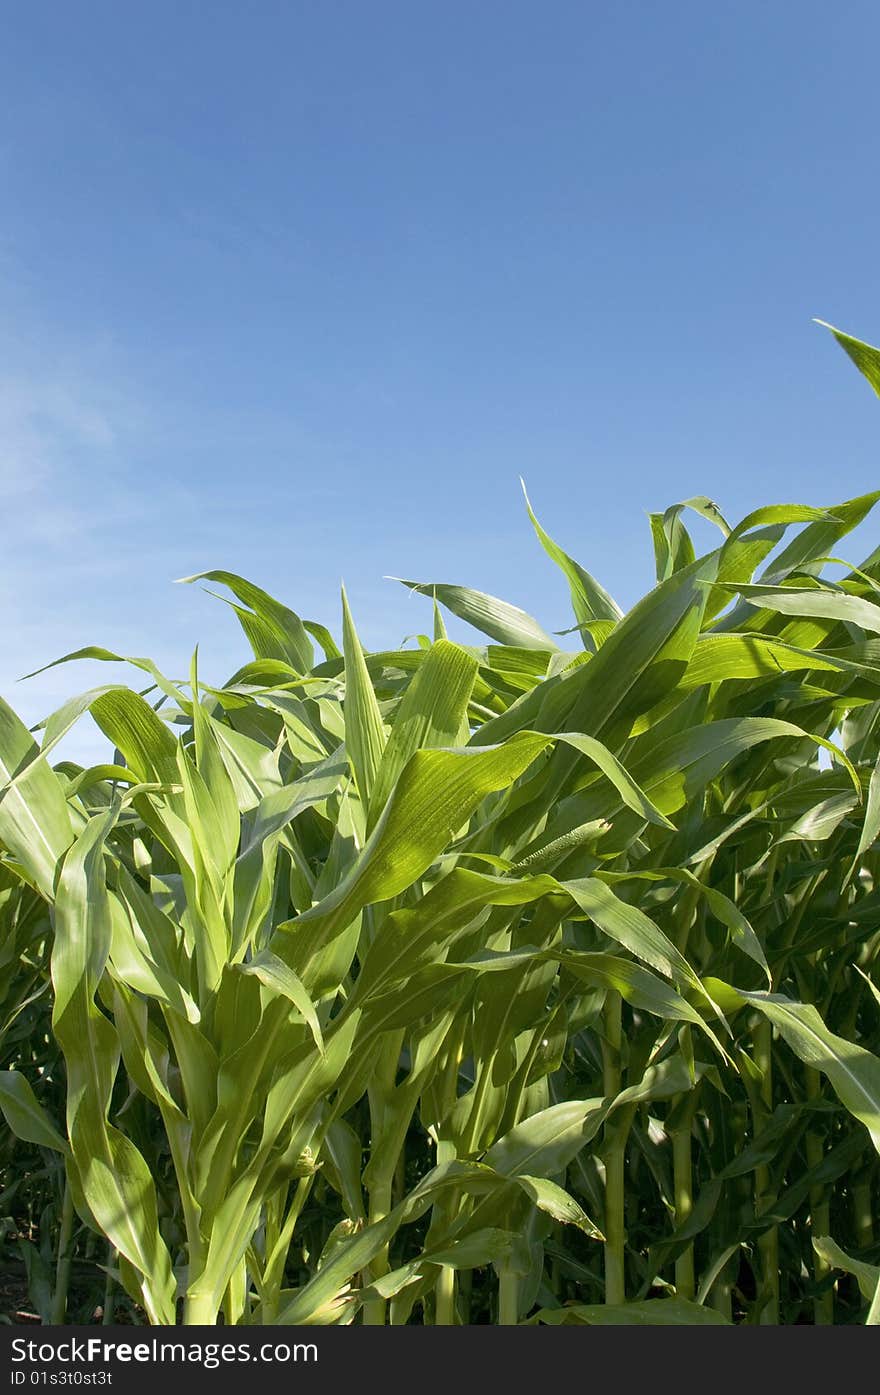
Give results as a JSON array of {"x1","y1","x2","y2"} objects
[
  {"x1": 0, "y1": 328, "x2": 340, "y2": 764},
  {"x1": 1, "y1": 351, "x2": 148, "y2": 760}
]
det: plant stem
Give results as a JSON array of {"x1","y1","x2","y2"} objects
[
  {"x1": 102, "y1": 1246, "x2": 116, "y2": 1325},
  {"x1": 854, "y1": 1178, "x2": 874, "y2": 1249},
  {"x1": 673, "y1": 884, "x2": 701, "y2": 954},
  {"x1": 393, "y1": 1141, "x2": 406, "y2": 1207},
  {"x1": 362, "y1": 1177, "x2": 393, "y2": 1325},
  {"x1": 435, "y1": 1264, "x2": 456, "y2": 1325},
  {"x1": 672, "y1": 1094, "x2": 698, "y2": 1301},
  {"x1": 708, "y1": 1108, "x2": 737, "y2": 1320},
  {"x1": 459, "y1": 1268, "x2": 472, "y2": 1324},
  {"x1": 670, "y1": 908, "x2": 699, "y2": 1303},
  {"x1": 709, "y1": 1259, "x2": 733, "y2": 1321},
  {"x1": 497, "y1": 1266, "x2": 519, "y2": 1325},
  {"x1": 51, "y1": 1179, "x2": 75, "y2": 1324},
  {"x1": 223, "y1": 1261, "x2": 247, "y2": 1325},
  {"x1": 805, "y1": 1066, "x2": 833, "y2": 1325},
  {"x1": 753, "y1": 1018, "x2": 779, "y2": 1325},
  {"x1": 260, "y1": 1175, "x2": 314, "y2": 1324},
  {"x1": 432, "y1": 1022, "x2": 465, "y2": 1325},
  {"x1": 602, "y1": 992, "x2": 626, "y2": 1305},
  {"x1": 363, "y1": 1034, "x2": 403, "y2": 1326},
  {"x1": 183, "y1": 1291, "x2": 218, "y2": 1324}
]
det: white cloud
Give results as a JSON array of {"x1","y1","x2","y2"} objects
[
  {"x1": 0, "y1": 342, "x2": 180, "y2": 762},
  {"x1": 0, "y1": 331, "x2": 327, "y2": 766}
]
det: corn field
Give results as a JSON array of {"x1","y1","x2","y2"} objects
[{"x1": 2, "y1": 322, "x2": 880, "y2": 1327}]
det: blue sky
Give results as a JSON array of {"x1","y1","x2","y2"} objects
[{"x1": 3, "y1": 1, "x2": 880, "y2": 761}]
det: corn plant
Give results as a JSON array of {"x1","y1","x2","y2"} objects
[{"x1": 1, "y1": 320, "x2": 880, "y2": 1325}]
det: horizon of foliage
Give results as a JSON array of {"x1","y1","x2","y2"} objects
[{"x1": 2, "y1": 321, "x2": 880, "y2": 1326}]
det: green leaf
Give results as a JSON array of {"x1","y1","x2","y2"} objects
[
  {"x1": 817, "y1": 320, "x2": 880, "y2": 398},
  {"x1": 273, "y1": 1161, "x2": 497, "y2": 1324},
  {"x1": 735, "y1": 582, "x2": 880, "y2": 636},
  {"x1": 89, "y1": 689, "x2": 179, "y2": 788},
  {"x1": 272, "y1": 732, "x2": 552, "y2": 967},
  {"x1": 472, "y1": 550, "x2": 718, "y2": 763},
  {"x1": 514, "y1": 1175, "x2": 603, "y2": 1238},
  {"x1": 631, "y1": 716, "x2": 859, "y2": 813},
  {"x1": 364, "y1": 1229, "x2": 515, "y2": 1301},
  {"x1": 51, "y1": 805, "x2": 177, "y2": 1324},
  {"x1": 0, "y1": 1071, "x2": 68, "y2": 1153},
  {"x1": 393, "y1": 578, "x2": 559, "y2": 650},
  {"x1": 368, "y1": 640, "x2": 478, "y2": 829},
  {"x1": 848, "y1": 749, "x2": 880, "y2": 883},
  {"x1": 556, "y1": 952, "x2": 723, "y2": 1051},
  {"x1": 554, "y1": 734, "x2": 674, "y2": 829},
  {"x1": 178, "y1": 570, "x2": 314, "y2": 671},
  {"x1": 532, "y1": 1298, "x2": 729, "y2": 1325},
  {"x1": 741, "y1": 992, "x2": 880, "y2": 1155},
  {"x1": 341, "y1": 585, "x2": 387, "y2": 807},
  {"x1": 564, "y1": 877, "x2": 704, "y2": 997},
  {"x1": 597, "y1": 868, "x2": 770, "y2": 984},
  {"x1": 812, "y1": 1235, "x2": 880, "y2": 1301},
  {"x1": 21, "y1": 646, "x2": 186, "y2": 711},
  {"x1": 522, "y1": 482, "x2": 622, "y2": 637},
  {"x1": 680, "y1": 633, "x2": 863, "y2": 690},
  {"x1": 237, "y1": 952, "x2": 323, "y2": 1052},
  {"x1": 483, "y1": 1099, "x2": 608, "y2": 1177},
  {"x1": 649, "y1": 505, "x2": 699, "y2": 582},
  {"x1": 757, "y1": 490, "x2": 880, "y2": 584},
  {"x1": 0, "y1": 697, "x2": 74, "y2": 898}
]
